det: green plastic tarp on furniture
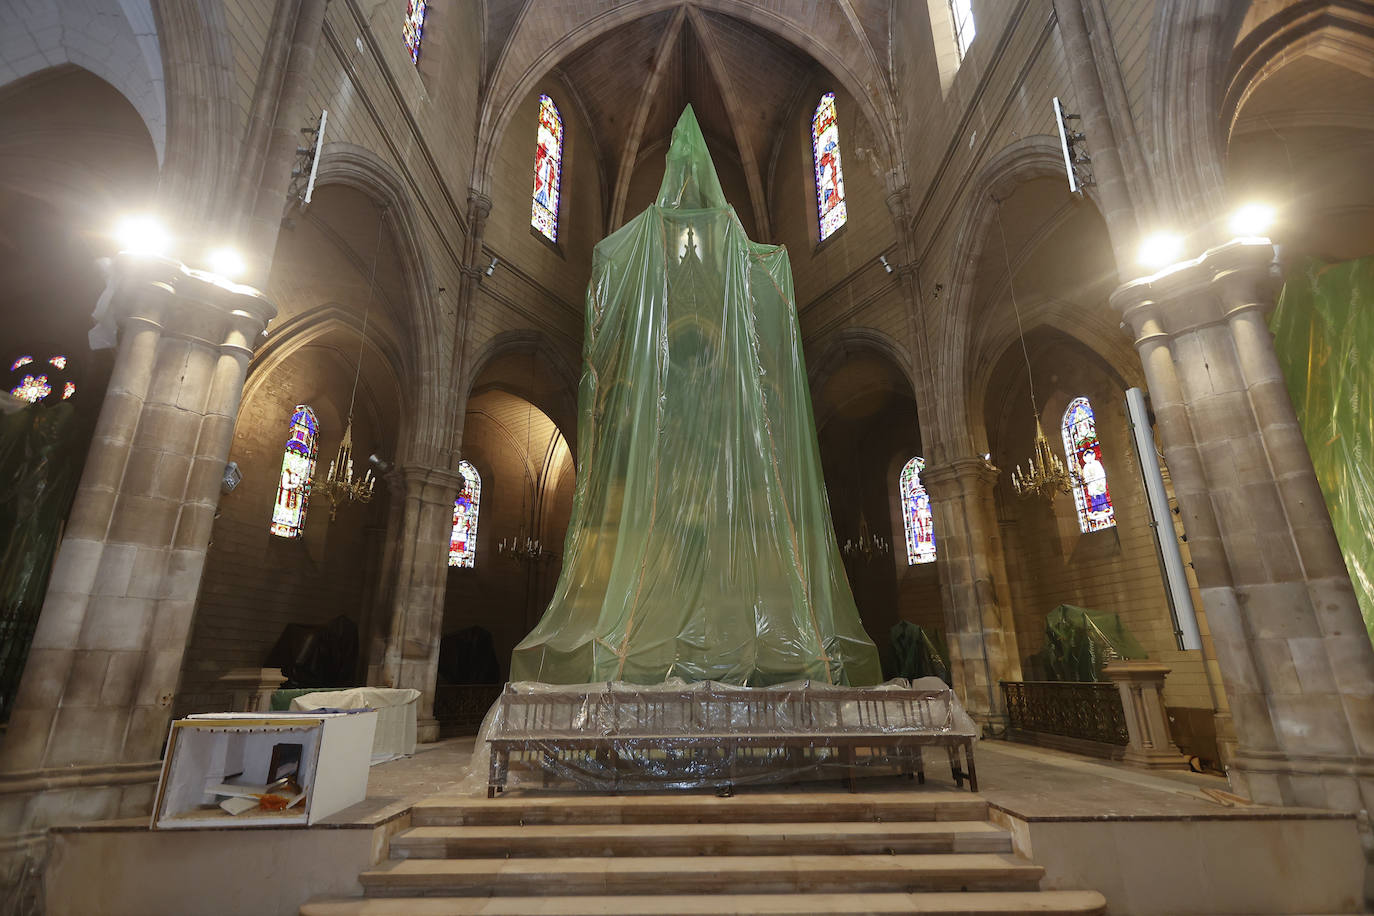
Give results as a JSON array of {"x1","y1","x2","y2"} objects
[
  {"x1": 1271, "y1": 256, "x2": 1374, "y2": 645},
  {"x1": 510, "y1": 107, "x2": 881, "y2": 687},
  {"x1": 1028, "y1": 604, "x2": 1147, "y2": 683}
]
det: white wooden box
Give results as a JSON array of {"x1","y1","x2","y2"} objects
[{"x1": 151, "y1": 711, "x2": 377, "y2": 829}]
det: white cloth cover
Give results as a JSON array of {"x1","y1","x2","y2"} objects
[{"x1": 290, "y1": 687, "x2": 420, "y2": 764}]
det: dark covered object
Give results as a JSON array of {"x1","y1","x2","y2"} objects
[
  {"x1": 264, "y1": 614, "x2": 359, "y2": 687},
  {"x1": 1028, "y1": 604, "x2": 1147, "y2": 682},
  {"x1": 438, "y1": 626, "x2": 502, "y2": 685},
  {"x1": 890, "y1": 620, "x2": 951, "y2": 685}
]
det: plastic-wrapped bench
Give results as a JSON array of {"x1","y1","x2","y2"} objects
[{"x1": 484, "y1": 682, "x2": 977, "y2": 797}]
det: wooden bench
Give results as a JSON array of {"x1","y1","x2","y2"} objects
[{"x1": 485, "y1": 683, "x2": 978, "y2": 797}]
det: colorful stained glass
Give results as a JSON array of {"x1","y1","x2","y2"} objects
[
  {"x1": 530, "y1": 95, "x2": 564, "y2": 242},
  {"x1": 812, "y1": 92, "x2": 848, "y2": 241},
  {"x1": 62, "y1": 381, "x2": 76, "y2": 400},
  {"x1": 449, "y1": 460, "x2": 481, "y2": 567},
  {"x1": 950, "y1": 0, "x2": 976, "y2": 58},
  {"x1": 10, "y1": 356, "x2": 32, "y2": 371},
  {"x1": 271, "y1": 406, "x2": 319, "y2": 539},
  {"x1": 11, "y1": 375, "x2": 51, "y2": 403},
  {"x1": 900, "y1": 457, "x2": 937, "y2": 565},
  {"x1": 1062, "y1": 397, "x2": 1115, "y2": 533},
  {"x1": 48, "y1": 355, "x2": 66, "y2": 369},
  {"x1": 403, "y1": 0, "x2": 427, "y2": 65}
]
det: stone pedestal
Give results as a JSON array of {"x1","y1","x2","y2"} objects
[
  {"x1": 1103, "y1": 660, "x2": 1190, "y2": 770},
  {"x1": 216, "y1": 667, "x2": 287, "y2": 712},
  {"x1": 1113, "y1": 238, "x2": 1374, "y2": 809},
  {"x1": 922, "y1": 457, "x2": 1022, "y2": 732},
  {"x1": 0, "y1": 252, "x2": 274, "y2": 882},
  {"x1": 376, "y1": 465, "x2": 464, "y2": 743}
]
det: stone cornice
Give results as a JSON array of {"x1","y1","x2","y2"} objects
[{"x1": 1110, "y1": 238, "x2": 1278, "y2": 342}]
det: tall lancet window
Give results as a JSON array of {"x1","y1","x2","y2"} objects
[
  {"x1": 900, "y1": 457, "x2": 937, "y2": 565},
  {"x1": 449, "y1": 460, "x2": 481, "y2": 567},
  {"x1": 812, "y1": 92, "x2": 847, "y2": 241},
  {"x1": 271, "y1": 406, "x2": 319, "y2": 539},
  {"x1": 950, "y1": 0, "x2": 976, "y2": 59},
  {"x1": 1062, "y1": 397, "x2": 1115, "y2": 533},
  {"x1": 530, "y1": 94, "x2": 564, "y2": 242},
  {"x1": 403, "y1": 0, "x2": 428, "y2": 65}
]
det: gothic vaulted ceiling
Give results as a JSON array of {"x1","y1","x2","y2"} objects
[{"x1": 476, "y1": 1, "x2": 899, "y2": 237}]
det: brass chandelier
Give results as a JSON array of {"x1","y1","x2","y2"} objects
[
  {"x1": 995, "y1": 199, "x2": 1072, "y2": 501},
  {"x1": 313, "y1": 210, "x2": 383, "y2": 519}
]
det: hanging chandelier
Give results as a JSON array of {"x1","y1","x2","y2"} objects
[
  {"x1": 995, "y1": 199, "x2": 1072, "y2": 501},
  {"x1": 840, "y1": 511, "x2": 890, "y2": 564},
  {"x1": 312, "y1": 209, "x2": 383, "y2": 520}
]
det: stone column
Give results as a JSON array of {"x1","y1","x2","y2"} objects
[
  {"x1": 378, "y1": 465, "x2": 463, "y2": 742},
  {"x1": 1113, "y1": 238, "x2": 1374, "y2": 810},
  {"x1": 0, "y1": 252, "x2": 274, "y2": 843},
  {"x1": 922, "y1": 457, "x2": 1022, "y2": 731}
]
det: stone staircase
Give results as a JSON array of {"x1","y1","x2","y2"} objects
[{"x1": 301, "y1": 792, "x2": 1107, "y2": 915}]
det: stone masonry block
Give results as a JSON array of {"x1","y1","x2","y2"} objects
[
  {"x1": 100, "y1": 650, "x2": 145, "y2": 708},
  {"x1": 164, "y1": 548, "x2": 207, "y2": 601},
  {"x1": 10, "y1": 647, "x2": 73, "y2": 710},
  {"x1": 1286, "y1": 636, "x2": 1339, "y2": 695},
  {"x1": 61, "y1": 651, "x2": 111, "y2": 707},
  {"x1": 149, "y1": 598, "x2": 196, "y2": 649},
  {"x1": 28, "y1": 590, "x2": 89, "y2": 651},
  {"x1": 80, "y1": 595, "x2": 154, "y2": 651},
  {"x1": 63, "y1": 485, "x2": 118, "y2": 541},
  {"x1": 1323, "y1": 633, "x2": 1374, "y2": 698},
  {"x1": 47, "y1": 705, "x2": 131, "y2": 768},
  {"x1": 92, "y1": 543, "x2": 137, "y2": 597},
  {"x1": 118, "y1": 445, "x2": 162, "y2": 499},
  {"x1": 125, "y1": 704, "x2": 173, "y2": 761},
  {"x1": 127, "y1": 547, "x2": 170, "y2": 599},
  {"x1": 1268, "y1": 692, "x2": 1356, "y2": 756},
  {"x1": 1240, "y1": 580, "x2": 1321, "y2": 640},
  {"x1": 107, "y1": 494, "x2": 179, "y2": 546}
]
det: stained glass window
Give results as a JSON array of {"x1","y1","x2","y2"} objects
[
  {"x1": 950, "y1": 0, "x2": 976, "y2": 59},
  {"x1": 62, "y1": 381, "x2": 76, "y2": 400},
  {"x1": 11, "y1": 356, "x2": 32, "y2": 371},
  {"x1": 403, "y1": 0, "x2": 427, "y2": 65},
  {"x1": 812, "y1": 92, "x2": 848, "y2": 242},
  {"x1": 271, "y1": 406, "x2": 319, "y2": 539},
  {"x1": 530, "y1": 95, "x2": 564, "y2": 242},
  {"x1": 900, "y1": 457, "x2": 937, "y2": 565},
  {"x1": 48, "y1": 355, "x2": 66, "y2": 370},
  {"x1": 449, "y1": 460, "x2": 481, "y2": 567},
  {"x1": 11, "y1": 374, "x2": 51, "y2": 403},
  {"x1": 1062, "y1": 397, "x2": 1115, "y2": 533}
]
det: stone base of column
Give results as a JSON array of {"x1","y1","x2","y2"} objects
[
  {"x1": 1228, "y1": 750, "x2": 1374, "y2": 811},
  {"x1": 417, "y1": 716, "x2": 441, "y2": 744}
]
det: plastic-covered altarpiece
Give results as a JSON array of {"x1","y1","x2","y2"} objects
[{"x1": 509, "y1": 107, "x2": 881, "y2": 688}]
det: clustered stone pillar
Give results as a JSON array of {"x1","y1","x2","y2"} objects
[
  {"x1": 921, "y1": 457, "x2": 1022, "y2": 731},
  {"x1": 1113, "y1": 239, "x2": 1374, "y2": 810},
  {"x1": 378, "y1": 465, "x2": 464, "y2": 742},
  {"x1": 0, "y1": 253, "x2": 274, "y2": 845}
]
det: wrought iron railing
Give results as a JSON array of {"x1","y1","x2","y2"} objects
[
  {"x1": 434, "y1": 683, "x2": 503, "y2": 733},
  {"x1": 1001, "y1": 680, "x2": 1128, "y2": 746}
]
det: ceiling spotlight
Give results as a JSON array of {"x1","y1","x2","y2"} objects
[
  {"x1": 485, "y1": 256, "x2": 499, "y2": 277},
  {"x1": 115, "y1": 215, "x2": 170, "y2": 257},
  {"x1": 207, "y1": 246, "x2": 246, "y2": 279},
  {"x1": 1229, "y1": 202, "x2": 1275, "y2": 238},
  {"x1": 878, "y1": 255, "x2": 894, "y2": 274},
  {"x1": 1138, "y1": 232, "x2": 1184, "y2": 269}
]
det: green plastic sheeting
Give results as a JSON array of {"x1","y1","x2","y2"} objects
[
  {"x1": 889, "y1": 621, "x2": 951, "y2": 685},
  {"x1": 1028, "y1": 604, "x2": 1147, "y2": 683},
  {"x1": 510, "y1": 107, "x2": 881, "y2": 687},
  {"x1": 1271, "y1": 257, "x2": 1374, "y2": 645}
]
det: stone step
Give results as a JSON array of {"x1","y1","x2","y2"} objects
[
  {"x1": 302, "y1": 890, "x2": 1108, "y2": 915},
  {"x1": 391, "y1": 820, "x2": 1012, "y2": 858},
  {"x1": 358, "y1": 853, "x2": 1044, "y2": 897},
  {"x1": 410, "y1": 792, "x2": 988, "y2": 827}
]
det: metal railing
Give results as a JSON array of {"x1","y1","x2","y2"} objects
[{"x1": 1001, "y1": 680, "x2": 1128, "y2": 746}]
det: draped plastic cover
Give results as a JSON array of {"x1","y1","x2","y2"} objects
[
  {"x1": 1271, "y1": 257, "x2": 1374, "y2": 644},
  {"x1": 457, "y1": 677, "x2": 977, "y2": 795},
  {"x1": 1029, "y1": 604, "x2": 1147, "y2": 683},
  {"x1": 511, "y1": 107, "x2": 881, "y2": 687}
]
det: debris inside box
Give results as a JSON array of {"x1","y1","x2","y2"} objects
[{"x1": 208, "y1": 742, "x2": 307, "y2": 817}]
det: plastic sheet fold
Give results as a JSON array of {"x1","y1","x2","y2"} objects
[
  {"x1": 1271, "y1": 257, "x2": 1374, "y2": 645},
  {"x1": 510, "y1": 106, "x2": 880, "y2": 686},
  {"x1": 457, "y1": 678, "x2": 977, "y2": 795}
]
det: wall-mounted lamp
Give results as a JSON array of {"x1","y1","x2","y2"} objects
[
  {"x1": 484, "y1": 256, "x2": 499, "y2": 277},
  {"x1": 878, "y1": 255, "x2": 894, "y2": 274},
  {"x1": 368, "y1": 453, "x2": 394, "y2": 475},
  {"x1": 221, "y1": 461, "x2": 243, "y2": 493}
]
